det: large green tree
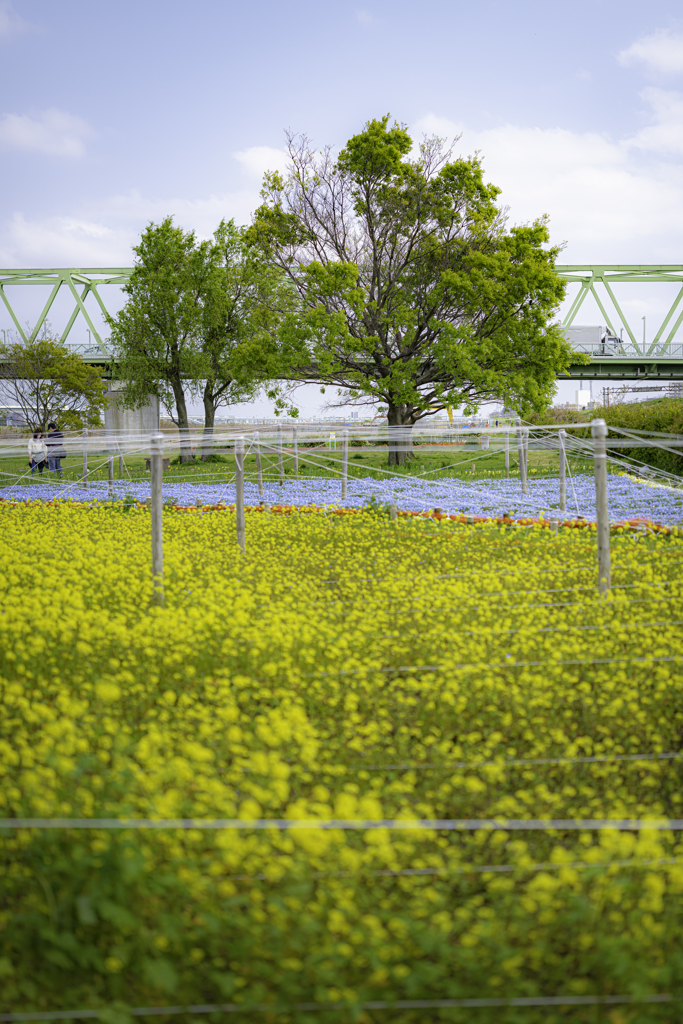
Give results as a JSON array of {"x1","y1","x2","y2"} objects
[
  {"x1": 251, "y1": 116, "x2": 578, "y2": 464},
  {"x1": 109, "y1": 217, "x2": 287, "y2": 462},
  {"x1": 0, "y1": 327, "x2": 107, "y2": 431}
]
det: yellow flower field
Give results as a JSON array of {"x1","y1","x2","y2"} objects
[{"x1": 1, "y1": 503, "x2": 683, "y2": 1022}]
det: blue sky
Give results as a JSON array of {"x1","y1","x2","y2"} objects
[{"x1": 1, "y1": 0, "x2": 683, "y2": 413}]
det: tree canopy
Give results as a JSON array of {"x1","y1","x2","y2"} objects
[
  {"x1": 0, "y1": 328, "x2": 107, "y2": 431},
  {"x1": 251, "y1": 115, "x2": 579, "y2": 463},
  {"x1": 109, "y1": 217, "x2": 287, "y2": 461}
]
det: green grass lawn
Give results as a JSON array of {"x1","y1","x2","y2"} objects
[{"x1": 0, "y1": 445, "x2": 597, "y2": 489}]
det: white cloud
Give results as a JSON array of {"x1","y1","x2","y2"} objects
[
  {"x1": 233, "y1": 145, "x2": 288, "y2": 181},
  {"x1": 0, "y1": 186, "x2": 265, "y2": 267},
  {"x1": 0, "y1": 108, "x2": 95, "y2": 158},
  {"x1": 618, "y1": 28, "x2": 683, "y2": 74},
  {"x1": 0, "y1": 1, "x2": 33, "y2": 41},
  {"x1": 413, "y1": 112, "x2": 683, "y2": 262},
  {"x1": 627, "y1": 87, "x2": 683, "y2": 153},
  {"x1": 1, "y1": 212, "x2": 121, "y2": 266},
  {"x1": 356, "y1": 10, "x2": 376, "y2": 26}
]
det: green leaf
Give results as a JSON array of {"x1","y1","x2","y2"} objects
[
  {"x1": 76, "y1": 895, "x2": 97, "y2": 926},
  {"x1": 143, "y1": 957, "x2": 178, "y2": 993}
]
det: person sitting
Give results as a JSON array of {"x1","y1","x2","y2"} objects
[
  {"x1": 47, "y1": 422, "x2": 65, "y2": 476},
  {"x1": 28, "y1": 431, "x2": 48, "y2": 475}
]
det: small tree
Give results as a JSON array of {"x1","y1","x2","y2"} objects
[
  {"x1": 109, "y1": 217, "x2": 286, "y2": 462},
  {"x1": 251, "y1": 116, "x2": 579, "y2": 464},
  {"x1": 0, "y1": 328, "x2": 107, "y2": 431},
  {"x1": 107, "y1": 218, "x2": 211, "y2": 462}
]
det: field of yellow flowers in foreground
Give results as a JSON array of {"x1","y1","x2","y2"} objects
[{"x1": 2, "y1": 504, "x2": 683, "y2": 1023}]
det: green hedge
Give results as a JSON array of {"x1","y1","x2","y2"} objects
[{"x1": 528, "y1": 399, "x2": 683, "y2": 475}]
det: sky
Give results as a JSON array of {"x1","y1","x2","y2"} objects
[{"x1": 1, "y1": 0, "x2": 683, "y2": 415}]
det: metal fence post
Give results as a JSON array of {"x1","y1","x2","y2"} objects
[
  {"x1": 342, "y1": 428, "x2": 348, "y2": 500},
  {"x1": 591, "y1": 418, "x2": 610, "y2": 594},
  {"x1": 516, "y1": 419, "x2": 525, "y2": 494},
  {"x1": 277, "y1": 425, "x2": 284, "y2": 485},
  {"x1": 504, "y1": 430, "x2": 510, "y2": 479},
  {"x1": 559, "y1": 428, "x2": 567, "y2": 514},
  {"x1": 82, "y1": 427, "x2": 88, "y2": 488},
  {"x1": 523, "y1": 428, "x2": 529, "y2": 493},
  {"x1": 254, "y1": 430, "x2": 263, "y2": 499},
  {"x1": 293, "y1": 426, "x2": 298, "y2": 478},
  {"x1": 105, "y1": 421, "x2": 114, "y2": 497},
  {"x1": 150, "y1": 432, "x2": 164, "y2": 604},
  {"x1": 235, "y1": 435, "x2": 246, "y2": 553}
]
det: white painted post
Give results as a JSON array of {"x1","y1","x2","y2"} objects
[
  {"x1": 559, "y1": 428, "x2": 567, "y2": 514},
  {"x1": 277, "y1": 425, "x2": 284, "y2": 485},
  {"x1": 516, "y1": 419, "x2": 525, "y2": 494},
  {"x1": 293, "y1": 426, "x2": 298, "y2": 478},
  {"x1": 342, "y1": 428, "x2": 348, "y2": 500},
  {"x1": 235, "y1": 435, "x2": 246, "y2": 553},
  {"x1": 150, "y1": 432, "x2": 164, "y2": 604},
  {"x1": 254, "y1": 430, "x2": 263, "y2": 499},
  {"x1": 591, "y1": 418, "x2": 610, "y2": 594},
  {"x1": 504, "y1": 429, "x2": 510, "y2": 479},
  {"x1": 105, "y1": 421, "x2": 114, "y2": 497},
  {"x1": 82, "y1": 427, "x2": 88, "y2": 488}
]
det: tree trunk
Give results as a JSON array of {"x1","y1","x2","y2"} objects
[
  {"x1": 172, "y1": 382, "x2": 193, "y2": 463},
  {"x1": 387, "y1": 402, "x2": 414, "y2": 466},
  {"x1": 202, "y1": 387, "x2": 216, "y2": 461}
]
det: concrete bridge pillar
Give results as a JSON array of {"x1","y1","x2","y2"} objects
[{"x1": 104, "y1": 382, "x2": 159, "y2": 439}]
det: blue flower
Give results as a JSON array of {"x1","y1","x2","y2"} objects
[{"x1": 2, "y1": 472, "x2": 682, "y2": 524}]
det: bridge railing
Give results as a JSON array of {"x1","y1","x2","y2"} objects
[{"x1": 569, "y1": 339, "x2": 683, "y2": 360}]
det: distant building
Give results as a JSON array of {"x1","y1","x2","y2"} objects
[{"x1": 0, "y1": 404, "x2": 26, "y2": 427}]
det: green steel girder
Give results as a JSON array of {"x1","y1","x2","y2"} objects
[
  {"x1": 2, "y1": 266, "x2": 683, "y2": 380},
  {"x1": 0, "y1": 268, "x2": 132, "y2": 355},
  {"x1": 557, "y1": 264, "x2": 683, "y2": 356},
  {"x1": 565, "y1": 358, "x2": 683, "y2": 381}
]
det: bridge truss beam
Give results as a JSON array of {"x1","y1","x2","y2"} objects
[
  {"x1": 2, "y1": 265, "x2": 683, "y2": 380},
  {"x1": 0, "y1": 268, "x2": 131, "y2": 356},
  {"x1": 558, "y1": 264, "x2": 683, "y2": 356}
]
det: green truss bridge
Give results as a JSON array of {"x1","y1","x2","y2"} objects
[{"x1": 2, "y1": 265, "x2": 683, "y2": 380}]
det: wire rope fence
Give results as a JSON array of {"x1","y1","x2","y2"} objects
[{"x1": 3, "y1": 420, "x2": 683, "y2": 1021}]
